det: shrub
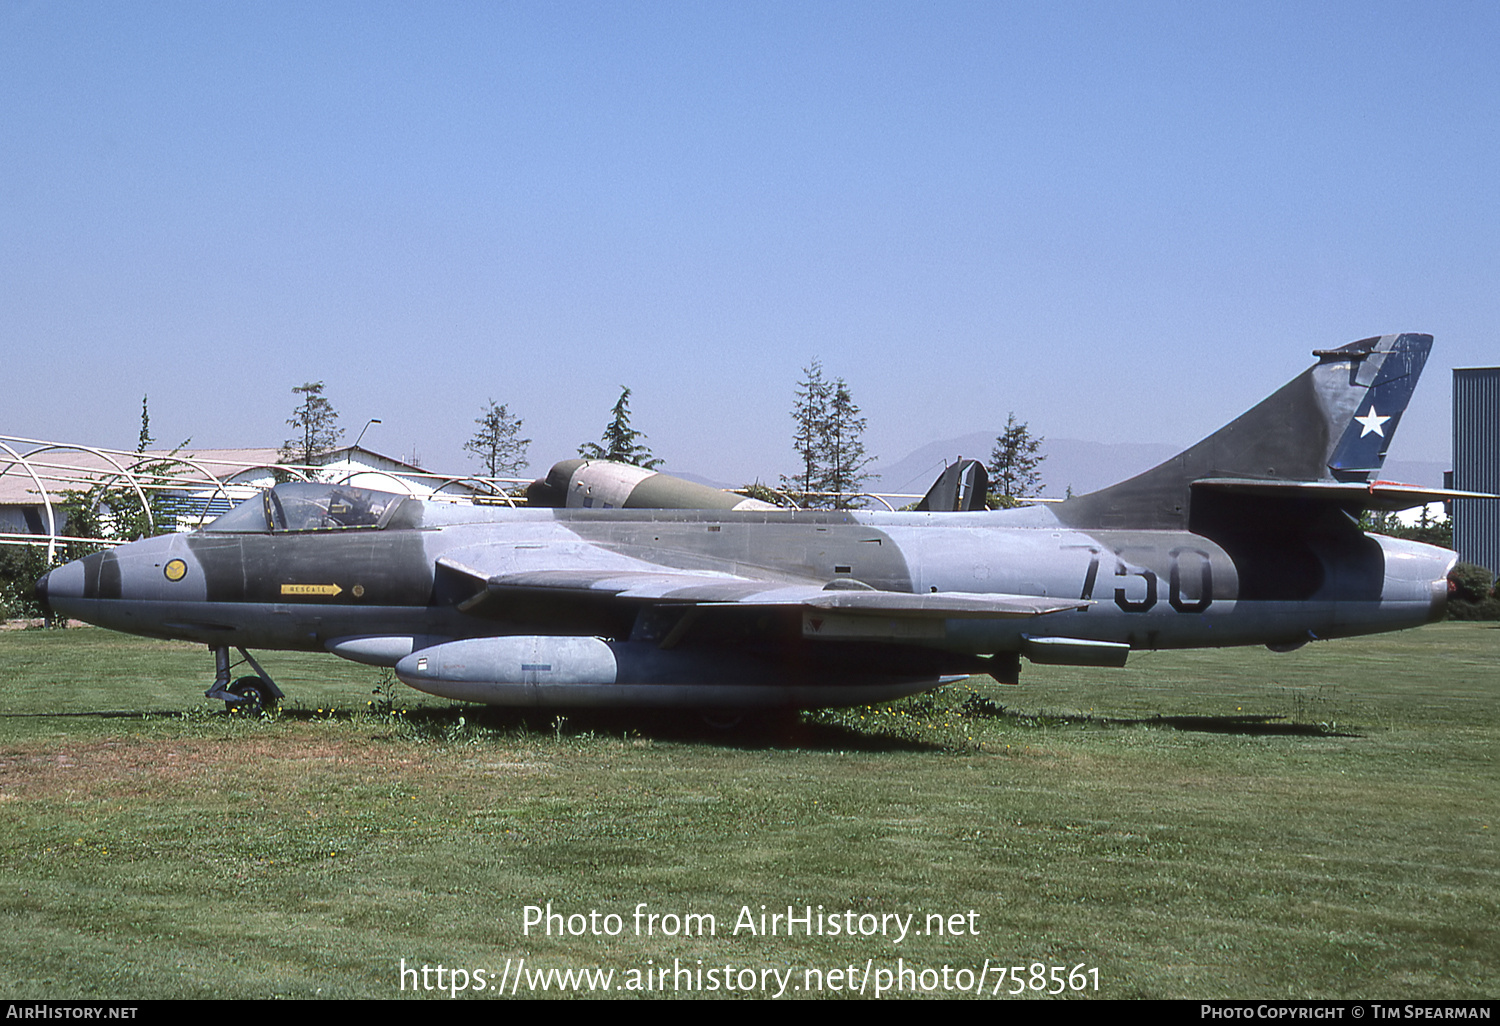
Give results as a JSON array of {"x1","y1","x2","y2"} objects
[
  {"x1": 0, "y1": 547, "x2": 52, "y2": 620},
  {"x1": 1447, "y1": 562, "x2": 1500, "y2": 620}
]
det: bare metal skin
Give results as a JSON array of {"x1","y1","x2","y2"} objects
[{"x1": 37, "y1": 334, "x2": 1466, "y2": 711}]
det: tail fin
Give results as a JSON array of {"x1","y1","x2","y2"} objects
[
  {"x1": 1056, "y1": 333, "x2": 1433, "y2": 530},
  {"x1": 915, "y1": 459, "x2": 989, "y2": 511}
]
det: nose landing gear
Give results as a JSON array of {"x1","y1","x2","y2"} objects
[{"x1": 206, "y1": 646, "x2": 285, "y2": 713}]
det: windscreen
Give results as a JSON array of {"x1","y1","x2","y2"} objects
[
  {"x1": 202, "y1": 483, "x2": 407, "y2": 533},
  {"x1": 267, "y1": 483, "x2": 406, "y2": 531},
  {"x1": 201, "y1": 493, "x2": 271, "y2": 533}
]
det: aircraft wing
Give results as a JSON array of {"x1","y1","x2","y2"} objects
[{"x1": 437, "y1": 557, "x2": 1083, "y2": 619}]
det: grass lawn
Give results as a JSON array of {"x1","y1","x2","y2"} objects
[{"x1": 0, "y1": 623, "x2": 1494, "y2": 999}]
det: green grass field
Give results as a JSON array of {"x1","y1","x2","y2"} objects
[{"x1": 0, "y1": 624, "x2": 1494, "y2": 999}]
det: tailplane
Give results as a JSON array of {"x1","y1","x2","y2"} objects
[{"x1": 1056, "y1": 334, "x2": 1434, "y2": 530}]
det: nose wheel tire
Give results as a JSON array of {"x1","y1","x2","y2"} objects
[{"x1": 227, "y1": 676, "x2": 278, "y2": 714}]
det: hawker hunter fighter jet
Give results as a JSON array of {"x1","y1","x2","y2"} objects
[{"x1": 36, "y1": 334, "x2": 1475, "y2": 712}]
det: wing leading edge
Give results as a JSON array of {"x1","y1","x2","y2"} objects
[{"x1": 437, "y1": 558, "x2": 1085, "y2": 619}]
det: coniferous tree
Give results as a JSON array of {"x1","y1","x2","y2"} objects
[
  {"x1": 782, "y1": 360, "x2": 875, "y2": 509},
  {"x1": 579, "y1": 387, "x2": 661, "y2": 469},
  {"x1": 824, "y1": 377, "x2": 874, "y2": 509},
  {"x1": 783, "y1": 360, "x2": 832, "y2": 505},
  {"x1": 987, "y1": 413, "x2": 1046, "y2": 507}
]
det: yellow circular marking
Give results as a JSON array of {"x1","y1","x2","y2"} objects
[
  {"x1": 352, "y1": 584, "x2": 365, "y2": 598},
  {"x1": 163, "y1": 559, "x2": 187, "y2": 582}
]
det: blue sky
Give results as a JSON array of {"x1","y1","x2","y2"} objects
[{"x1": 4, "y1": 1, "x2": 1496, "y2": 486}]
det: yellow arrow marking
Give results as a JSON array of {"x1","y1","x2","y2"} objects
[{"x1": 281, "y1": 583, "x2": 343, "y2": 597}]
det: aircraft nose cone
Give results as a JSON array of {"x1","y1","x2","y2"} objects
[{"x1": 36, "y1": 559, "x2": 86, "y2": 611}]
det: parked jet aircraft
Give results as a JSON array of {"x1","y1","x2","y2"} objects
[
  {"x1": 35, "y1": 334, "x2": 1477, "y2": 712},
  {"x1": 525, "y1": 457, "x2": 781, "y2": 511}
]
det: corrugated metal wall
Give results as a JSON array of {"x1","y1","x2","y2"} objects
[{"x1": 1453, "y1": 367, "x2": 1500, "y2": 574}]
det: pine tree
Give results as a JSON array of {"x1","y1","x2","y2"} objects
[
  {"x1": 781, "y1": 361, "x2": 876, "y2": 509},
  {"x1": 987, "y1": 413, "x2": 1046, "y2": 507},
  {"x1": 465, "y1": 400, "x2": 531, "y2": 478},
  {"x1": 578, "y1": 387, "x2": 662, "y2": 469},
  {"x1": 783, "y1": 360, "x2": 832, "y2": 504},
  {"x1": 824, "y1": 377, "x2": 874, "y2": 509}
]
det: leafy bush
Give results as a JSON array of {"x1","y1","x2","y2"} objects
[
  {"x1": 1447, "y1": 562, "x2": 1500, "y2": 620},
  {"x1": 0, "y1": 547, "x2": 52, "y2": 620}
]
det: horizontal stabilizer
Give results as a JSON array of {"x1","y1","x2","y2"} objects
[{"x1": 1192, "y1": 478, "x2": 1498, "y2": 512}]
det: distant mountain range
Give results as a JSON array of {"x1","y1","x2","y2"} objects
[
  {"x1": 677, "y1": 433, "x2": 1447, "y2": 499},
  {"x1": 874, "y1": 434, "x2": 1447, "y2": 499},
  {"x1": 870, "y1": 434, "x2": 1173, "y2": 499}
]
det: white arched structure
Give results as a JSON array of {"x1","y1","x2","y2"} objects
[
  {"x1": 2, "y1": 434, "x2": 955, "y2": 563},
  {"x1": 0, "y1": 437, "x2": 315, "y2": 562}
]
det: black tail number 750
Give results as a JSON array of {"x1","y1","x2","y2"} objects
[{"x1": 1066, "y1": 545, "x2": 1213, "y2": 613}]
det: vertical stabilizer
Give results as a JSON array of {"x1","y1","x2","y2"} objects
[
  {"x1": 915, "y1": 459, "x2": 990, "y2": 512},
  {"x1": 1055, "y1": 334, "x2": 1432, "y2": 530}
]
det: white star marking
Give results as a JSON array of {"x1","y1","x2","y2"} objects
[{"x1": 1355, "y1": 407, "x2": 1391, "y2": 438}]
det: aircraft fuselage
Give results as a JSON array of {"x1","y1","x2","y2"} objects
[
  {"x1": 33, "y1": 332, "x2": 1465, "y2": 710},
  {"x1": 43, "y1": 502, "x2": 1451, "y2": 661}
]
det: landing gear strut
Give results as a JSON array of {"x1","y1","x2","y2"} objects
[{"x1": 206, "y1": 646, "x2": 285, "y2": 713}]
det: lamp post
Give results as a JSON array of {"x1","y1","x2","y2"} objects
[{"x1": 354, "y1": 418, "x2": 382, "y2": 450}]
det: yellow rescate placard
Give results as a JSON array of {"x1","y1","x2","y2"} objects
[{"x1": 280, "y1": 583, "x2": 343, "y2": 597}]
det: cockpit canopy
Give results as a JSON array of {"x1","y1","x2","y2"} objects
[{"x1": 203, "y1": 483, "x2": 413, "y2": 533}]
